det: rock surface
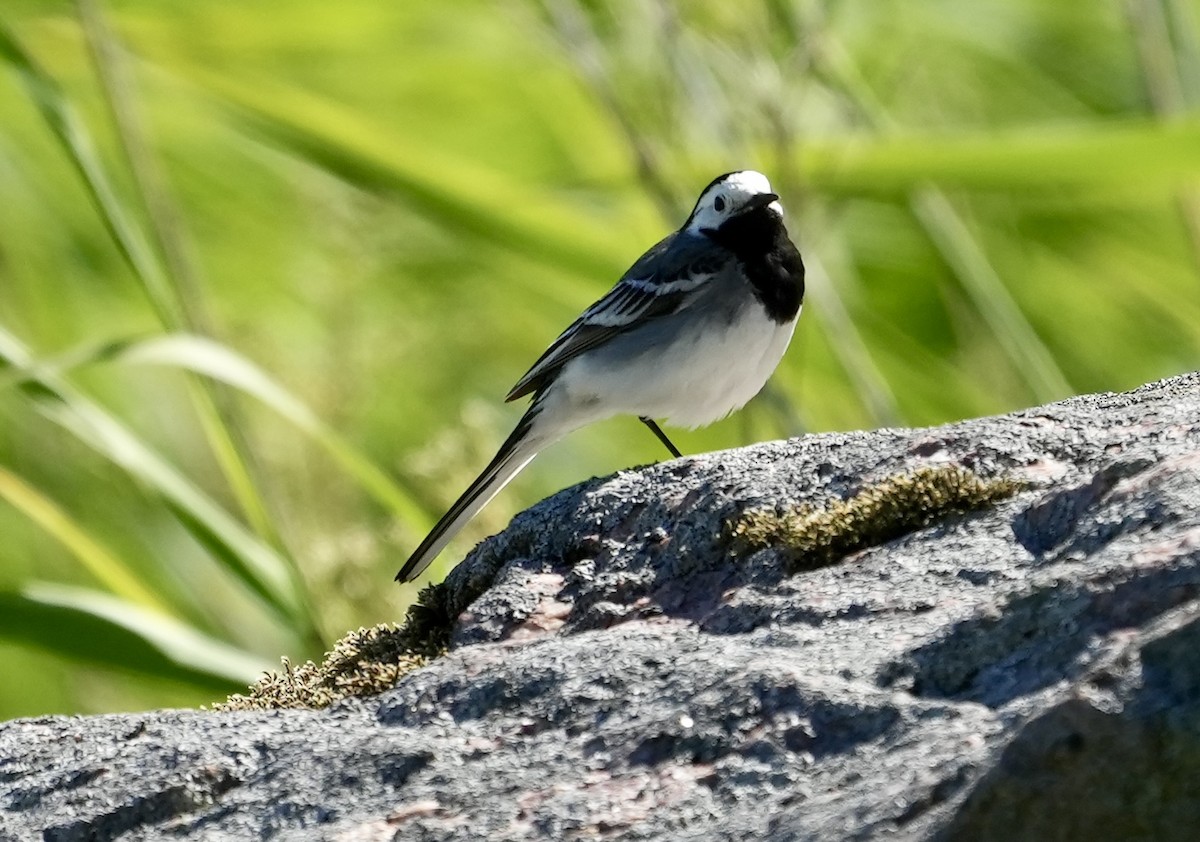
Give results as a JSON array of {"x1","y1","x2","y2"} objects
[{"x1": 3, "y1": 372, "x2": 1200, "y2": 841}]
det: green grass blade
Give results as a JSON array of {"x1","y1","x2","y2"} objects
[
  {"x1": 0, "y1": 326, "x2": 305, "y2": 627},
  {"x1": 808, "y1": 39, "x2": 1074, "y2": 403},
  {"x1": 0, "y1": 16, "x2": 183, "y2": 327},
  {"x1": 70, "y1": 2, "x2": 291, "y2": 554},
  {"x1": 110, "y1": 333, "x2": 433, "y2": 528},
  {"x1": 0, "y1": 464, "x2": 169, "y2": 613},
  {"x1": 801, "y1": 244, "x2": 902, "y2": 426},
  {"x1": 75, "y1": 0, "x2": 211, "y2": 331},
  {"x1": 0, "y1": 332, "x2": 432, "y2": 528},
  {"x1": 0, "y1": 583, "x2": 272, "y2": 691},
  {"x1": 793, "y1": 119, "x2": 1200, "y2": 196},
  {"x1": 3, "y1": 16, "x2": 292, "y2": 565},
  {"x1": 188, "y1": 381, "x2": 287, "y2": 549},
  {"x1": 188, "y1": 70, "x2": 627, "y2": 282},
  {"x1": 911, "y1": 189, "x2": 1073, "y2": 401}
]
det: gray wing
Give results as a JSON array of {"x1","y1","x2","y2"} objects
[{"x1": 506, "y1": 231, "x2": 730, "y2": 402}]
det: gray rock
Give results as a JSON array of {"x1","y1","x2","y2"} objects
[{"x1": 2, "y1": 372, "x2": 1199, "y2": 841}]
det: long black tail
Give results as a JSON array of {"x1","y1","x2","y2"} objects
[{"x1": 395, "y1": 407, "x2": 544, "y2": 582}]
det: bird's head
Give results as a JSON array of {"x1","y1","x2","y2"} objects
[{"x1": 683, "y1": 170, "x2": 782, "y2": 236}]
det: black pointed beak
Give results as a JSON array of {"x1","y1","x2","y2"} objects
[{"x1": 743, "y1": 192, "x2": 780, "y2": 212}]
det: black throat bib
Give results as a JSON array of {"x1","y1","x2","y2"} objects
[{"x1": 705, "y1": 207, "x2": 805, "y2": 324}]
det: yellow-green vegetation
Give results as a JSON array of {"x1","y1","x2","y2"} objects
[
  {"x1": 1, "y1": 0, "x2": 1197, "y2": 717},
  {"x1": 215, "y1": 625, "x2": 436, "y2": 712},
  {"x1": 729, "y1": 466, "x2": 1023, "y2": 571},
  {"x1": 217, "y1": 584, "x2": 452, "y2": 711}
]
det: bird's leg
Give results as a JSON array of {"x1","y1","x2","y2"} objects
[{"x1": 639, "y1": 416, "x2": 683, "y2": 459}]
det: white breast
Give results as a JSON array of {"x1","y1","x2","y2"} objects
[
  {"x1": 653, "y1": 302, "x2": 799, "y2": 428},
  {"x1": 546, "y1": 300, "x2": 800, "y2": 433}
]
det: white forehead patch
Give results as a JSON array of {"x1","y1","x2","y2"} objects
[
  {"x1": 721, "y1": 170, "x2": 773, "y2": 197},
  {"x1": 685, "y1": 170, "x2": 781, "y2": 233}
]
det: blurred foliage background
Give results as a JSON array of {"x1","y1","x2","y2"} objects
[{"x1": 1, "y1": 0, "x2": 1198, "y2": 718}]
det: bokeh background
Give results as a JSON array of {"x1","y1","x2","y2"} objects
[{"x1": 1, "y1": 0, "x2": 1198, "y2": 718}]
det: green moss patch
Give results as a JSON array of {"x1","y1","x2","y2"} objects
[
  {"x1": 729, "y1": 465, "x2": 1022, "y2": 572},
  {"x1": 216, "y1": 583, "x2": 454, "y2": 711}
]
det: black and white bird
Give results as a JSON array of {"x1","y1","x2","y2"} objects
[{"x1": 396, "y1": 170, "x2": 805, "y2": 583}]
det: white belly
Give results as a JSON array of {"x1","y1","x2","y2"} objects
[{"x1": 547, "y1": 302, "x2": 800, "y2": 432}]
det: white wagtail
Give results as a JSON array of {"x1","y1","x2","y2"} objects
[{"x1": 396, "y1": 170, "x2": 805, "y2": 582}]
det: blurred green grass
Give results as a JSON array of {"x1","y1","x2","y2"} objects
[{"x1": 0, "y1": 0, "x2": 1197, "y2": 717}]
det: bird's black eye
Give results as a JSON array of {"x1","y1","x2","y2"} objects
[{"x1": 713, "y1": 195, "x2": 726, "y2": 212}]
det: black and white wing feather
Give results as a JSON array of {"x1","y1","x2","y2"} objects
[{"x1": 506, "y1": 232, "x2": 730, "y2": 401}]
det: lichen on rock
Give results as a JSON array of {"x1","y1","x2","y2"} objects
[
  {"x1": 728, "y1": 464, "x2": 1023, "y2": 571},
  {"x1": 216, "y1": 583, "x2": 454, "y2": 711}
]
